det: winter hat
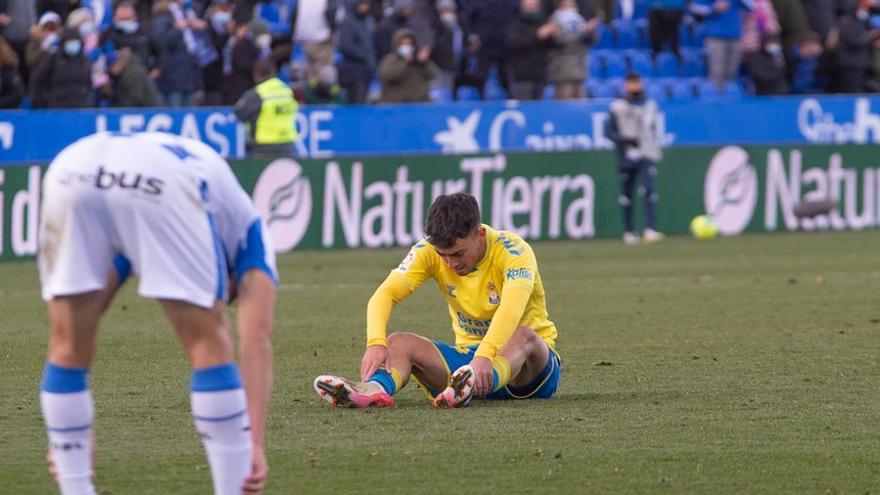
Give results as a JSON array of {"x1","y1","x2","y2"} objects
[{"x1": 39, "y1": 11, "x2": 62, "y2": 28}]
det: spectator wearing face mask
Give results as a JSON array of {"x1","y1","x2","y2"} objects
[
  {"x1": 338, "y1": 0, "x2": 377, "y2": 104},
  {"x1": 107, "y1": 46, "x2": 162, "y2": 107},
  {"x1": 547, "y1": 0, "x2": 600, "y2": 100},
  {"x1": 101, "y1": 1, "x2": 154, "y2": 74},
  {"x1": 30, "y1": 27, "x2": 93, "y2": 108},
  {"x1": 150, "y1": 0, "x2": 204, "y2": 107},
  {"x1": 201, "y1": 0, "x2": 236, "y2": 106},
  {"x1": 747, "y1": 32, "x2": 789, "y2": 94},
  {"x1": 431, "y1": 0, "x2": 464, "y2": 97},
  {"x1": 224, "y1": 17, "x2": 269, "y2": 105},
  {"x1": 505, "y1": 0, "x2": 554, "y2": 101},
  {"x1": 292, "y1": 0, "x2": 338, "y2": 81},
  {"x1": 826, "y1": 0, "x2": 880, "y2": 93},
  {"x1": 378, "y1": 28, "x2": 439, "y2": 103},
  {"x1": 25, "y1": 11, "x2": 61, "y2": 74},
  {"x1": 67, "y1": 7, "x2": 112, "y2": 96}
]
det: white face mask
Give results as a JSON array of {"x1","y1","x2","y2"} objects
[
  {"x1": 397, "y1": 44, "x2": 414, "y2": 58},
  {"x1": 79, "y1": 22, "x2": 95, "y2": 36},
  {"x1": 766, "y1": 43, "x2": 782, "y2": 56},
  {"x1": 857, "y1": 9, "x2": 870, "y2": 20},
  {"x1": 256, "y1": 34, "x2": 272, "y2": 49},
  {"x1": 441, "y1": 13, "x2": 457, "y2": 25}
]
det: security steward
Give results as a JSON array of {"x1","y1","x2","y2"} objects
[{"x1": 234, "y1": 59, "x2": 298, "y2": 156}]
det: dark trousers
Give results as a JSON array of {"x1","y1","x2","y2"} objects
[
  {"x1": 648, "y1": 9, "x2": 683, "y2": 59},
  {"x1": 339, "y1": 64, "x2": 373, "y2": 104},
  {"x1": 619, "y1": 159, "x2": 658, "y2": 233}
]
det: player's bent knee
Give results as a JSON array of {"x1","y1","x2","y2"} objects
[
  {"x1": 512, "y1": 326, "x2": 542, "y2": 352},
  {"x1": 386, "y1": 332, "x2": 421, "y2": 347}
]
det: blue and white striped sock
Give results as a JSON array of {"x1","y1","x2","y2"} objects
[
  {"x1": 191, "y1": 363, "x2": 252, "y2": 495},
  {"x1": 40, "y1": 363, "x2": 97, "y2": 495}
]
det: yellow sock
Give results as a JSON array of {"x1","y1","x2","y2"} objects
[
  {"x1": 491, "y1": 356, "x2": 511, "y2": 392},
  {"x1": 389, "y1": 367, "x2": 404, "y2": 392}
]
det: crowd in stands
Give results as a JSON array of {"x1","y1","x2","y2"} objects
[{"x1": 0, "y1": 0, "x2": 879, "y2": 109}]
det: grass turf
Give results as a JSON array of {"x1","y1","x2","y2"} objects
[{"x1": 1, "y1": 230, "x2": 879, "y2": 494}]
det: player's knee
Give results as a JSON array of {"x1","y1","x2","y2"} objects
[
  {"x1": 387, "y1": 332, "x2": 418, "y2": 349},
  {"x1": 512, "y1": 326, "x2": 542, "y2": 353}
]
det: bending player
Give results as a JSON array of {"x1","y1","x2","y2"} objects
[
  {"x1": 314, "y1": 193, "x2": 560, "y2": 408},
  {"x1": 38, "y1": 132, "x2": 277, "y2": 494}
]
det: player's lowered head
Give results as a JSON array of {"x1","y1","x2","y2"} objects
[{"x1": 425, "y1": 193, "x2": 487, "y2": 276}]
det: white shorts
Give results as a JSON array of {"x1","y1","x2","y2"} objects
[{"x1": 39, "y1": 138, "x2": 225, "y2": 308}]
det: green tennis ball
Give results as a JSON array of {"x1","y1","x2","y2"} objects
[{"x1": 690, "y1": 215, "x2": 718, "y2": 240}]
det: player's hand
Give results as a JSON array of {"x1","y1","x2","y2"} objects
[
  {"x1": 360, "y1": 345, "x2": 388, "y2": 381},
  {"x1": 242, "y1": 447, "x2": 268, "y2": 494},
  {"x1": 469, "y1": 356, "x2": 494, "y2": 397}
]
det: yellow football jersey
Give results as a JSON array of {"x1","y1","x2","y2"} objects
[{"x1": 367, "y1": 225, "x2": 557, "y2": 359}]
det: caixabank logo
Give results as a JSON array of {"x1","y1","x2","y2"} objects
[
  {"x1": 252, "y1": 159, "x2": 313, "y2": 252},
  {"x1": 703, "y1": 146, "x2": 759, "y2": 236}
]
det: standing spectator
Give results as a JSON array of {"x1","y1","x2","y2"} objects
[
  {"x1": 1, "y1": 0, "x2": 38, "y2": 86},
  {"x1": 101, "y1": 1, "x2": 154, "y2": 73},
  {"x1": 338, "y1": 0, "x2": 376, "y2": 104},
  {"x1": 740, "y1": 0, "x2": 779, "y2": 57},
  {"x1": 67, "y1": 7, "x2": 112, "y2": 99},
  {"x1": 305, "y1": 64, "x2": 348, "y2": 104},
  {"x1": 25, "y1": 11, "x2": 61, "y2": 75},
  {"x1": 107, "y1": 46, "x2": 162, "y2": 106},
  {"x1": 30, "y1": 28, "x2": 93, "y2": 108},
  {"x1": 234, "y1": 59, "x2": 298, "y2": 156},
  {"x1": 378, "y1": 28, "x2": 439, "y2": 103},
  {"x1": 150, "y1": 0, "x2": 203, "y2": 107},
  {"x1": 0, "y1": 35, "x2": 24, "y2": 107},
  {"x1": 462, "y1": 0, "x2": 518, "y2": 97},
  {"x1": 689, "y1": 0, "x2": 753, "y2": 91},
  {"x1": 201, "y1": 0, "x2": 235, "y2": 106},
  {"x1": 826, "y1": 0, "x2": 880, "y2": 93},
  {"x1": 505, "y1": 0, "x2": 554, "y2": 100},
  {"x1": 292, "y1": 0, "x2": 337, "y2": 80},
  {"x1": 647, "y1": 0, "x2": 685, "y2": 60},
  {"x1": 605, "y1": 73, "x2": 664, "y2": 245},
  {"x1": 431, "y1": 0, "x2": 464, "y2": 97},
  {"x1": 224, "y1": 17, "x2": 266, "y2": 105},
  {"x1": 746, "y1": 32, "x2": 789, "y2": 94},
  {"x1": 547, "y1": 0, "x2": 599, "y2": 100}
]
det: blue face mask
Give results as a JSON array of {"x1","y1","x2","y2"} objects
[
  {"x1": 213, "y1": 11, "x2": 232, "y2": 25},
  {"x1": 63, "y1": 40, "x2": 82, "y2": 57}
]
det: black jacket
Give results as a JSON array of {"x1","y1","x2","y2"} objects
[
  {"x1": 29, "y1": 51, "x2": 92, "y2": 108},
  {"x1": 0, "y1": 63, "x2": 24, "y2": 108},
  {"x1": 747, "y1": 50, "x2": 789, "y2": 95},
  {"x1": 338, "y1": 2, "x2": 376, "y2": 74},
  {"x1": 505, "y1": 15, "x2": 551, "y2": 83},
  {"x1": 150, "y1": 12, "x2": 202, "y2": 92},
  {"x1": 101, "y1": 24, "x2": 155, "y2": 71}
]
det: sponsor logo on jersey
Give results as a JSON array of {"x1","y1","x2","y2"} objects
[
  {"x1": 58, "y1": 166, "x2": 165, "y2": 196},
  {"x1": 506, "y1": 267, "x2": 533, "y2": 281},
  {"x1": 396, "y1": 249, "x2": 416, "y2": 272},
  {"x1": 456, "y1": 312, "x2": 492, "y2": 336},
  {"x1": 252, "y1": 159, "x2": 313, "y2": 252}
]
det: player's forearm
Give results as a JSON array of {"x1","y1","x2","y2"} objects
[
  {"x1": 475, "y1": 287, "x2": 531, "y2": 359},
  {"x1": 366, "y1": 276, "x2": 412, "y2": 347},
  {"x1": 236, "y1": 271, "x2": 276, "y2": 448}
]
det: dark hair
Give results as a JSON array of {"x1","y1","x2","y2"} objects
[
  {"x1": 425, "y1": 193, "x2": 481, "y2": 248},
  {"x1": 625, "y1": 72, "x2": 642, "y2": 82}
]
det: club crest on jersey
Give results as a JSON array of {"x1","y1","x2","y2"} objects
[
  {"x1": 487, "y1": 282, "x2": 500, "y2": 305},
  {"x1": 446, "y1": 284, "x2": 457, "y2": 298},
  {"x1": 506, "y1": 267, "x2": 533, "y2": 281}
]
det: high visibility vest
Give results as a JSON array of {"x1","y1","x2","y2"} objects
[{"x1": 254, "y1": 77, "x2": 298, "y2": 145}]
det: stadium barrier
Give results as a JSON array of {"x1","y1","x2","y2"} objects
[
  {"x1": 1, "y1": 144, "x2": 877, "y2": 261},
  {"x1": 2, "y1": 95, "x2": 880, "y2": 164}
]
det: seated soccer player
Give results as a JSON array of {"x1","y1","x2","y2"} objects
[
  {"x1": 315, "y1": 192, "x2": 561, "y2": 408},
  {"x1": 38, "y1": 132, "x2": 277, "y2": 494}
]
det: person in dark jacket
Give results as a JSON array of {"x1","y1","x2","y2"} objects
[
  {"x1": 108, "y1": 46, "x2": 161, "y2": 107},
  {"x1": 827, "y1": 0, "x2": 880, "y2": 93},
  {"x1": 338, "y1": 0, "x2": 376, "y2": 104},
  {"x1": 374, "y1": 0, "x2": 434, "y2": 62},
  {"x1": 505, "y1": 0, "x2": 554, "y2": 100},
  {"x1": 378, "y1": 28, "x2": 439, "y2": 103},
  {"x1": 462, "y1": 0, "x2": 518, "y2": 97},
  {"x1": 223, "y1": 16, "x2": 265, "y2": 105},
  {"x1": 747, "y1": 32, "x2": 789, "y2": 94},
  {"x1": 100, "y1": 1, "x2": 154, "y2": 73},
  {"x1": 201, "y1": 0, "x2": 234, "y2": 106},
  {"x1": 0, "y1": 35, "x2": 24, "y2": 108},
  {"x1": 29, "y1": 27, "x2": 92, "y2": 108},
  {"x1": 431, "y1": 0, "x2": 464, "y2": 96},
  {"x1": 149, "y1": 0, "x2": 202, "y2": 107}
]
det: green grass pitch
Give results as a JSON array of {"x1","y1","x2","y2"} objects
[{"x1": 1, "y1": 231, "x2": 879, "y2": 494}]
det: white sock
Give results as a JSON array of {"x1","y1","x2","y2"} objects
[
  {"x1": 191, "y1": 366, "x2": 252, "y2": 495},
  {"x1": 40, "y1": 363, "x2": 97, "y2": 495}
]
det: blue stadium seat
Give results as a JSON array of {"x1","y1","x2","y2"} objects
[
  {"x1": 594, "y1": 23, "x2": 613, "y2": 49},
  {"x1": 668, "y1": 80, "x2": 695, "y2": 100},
  {"x1": 484, "y1": 81, "x2": 508, "y2": 100},
  {"x1": 612, "y1": 20, "x2": 637, "y2": 49},
  {"x1": 633, "y1": 18, "x2": 650, "y2": 48},
  {"x1": 588, "y1": 53, "x2": 604, "y2": 79},
  {"x1": 654, "y1": 51, "x2": 679, "y2": 78},
  {"x1": 721, "y1": 81, "x2": 743, "y2": 98},
  {"x1": 456, "y1": 86, "x2": 481, "y2": 101},
  {"x1": 627, "y1": 50, "x2": 653, "y2": 77},
  {"x1": 543, "y1": 85, "x2": 555, "y2": 100},
  {"x1": 430, "y1": 86, "x2": 453, "y2": 103},
  {"x1": 680, "y1": 50, "x2": 706, "y2": 77},
  {"x1": 604, "y1": 51, "x2": 628, "y2": 78},
  {"x1": 646, "y1": 83, "x2": 668, "y2": 102},
  {"x1": 697, "y1": 80, "x2": 720, "y2": 99}
]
